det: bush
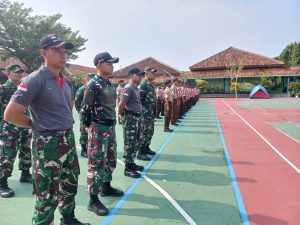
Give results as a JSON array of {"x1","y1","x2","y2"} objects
[
  {"x1": 288, "y1": 82, "x2": 300, "y2": 97},
  {"x1": 196, "y1": 80, "x2": 208, "y2": 90},
  {"x1": 260, "y1": 77, "x2": 274, "y2": 91},
  {"x1": 230, "y1": 82, "x2": 241, "y2": 93},
  {"x1": 240, "y1": 83, "x2": 254, "y2": 92}
]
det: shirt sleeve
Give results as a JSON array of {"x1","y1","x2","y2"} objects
[
  {"x1": 10, "y1": 75, "x2": 41, "y2": 107},
  {"x1": 121, "y1": 86, "x2": 132, "y2": 104},
  {"x1": 139, "y1": 82, "x2": 147, "y2": 103}
]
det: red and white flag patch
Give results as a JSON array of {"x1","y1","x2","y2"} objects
[{"x1": 17, "y1": 83, "x2": 28, "y2": 92}]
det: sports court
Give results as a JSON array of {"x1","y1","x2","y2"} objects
[{"x1": 0, "y1": 98, "x2": 299, "y2": 225}]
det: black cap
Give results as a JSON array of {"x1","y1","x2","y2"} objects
[
  {"x1": 6, "y1": 64, "x2": 24, "y2": 73},
  {"x1": 164, "y1": 79, "x2": 172, "y2": 85},
  {"x1": 40, "y1": 34, "x2": 74, "y2": 49},
  {"x1": 128, "y1": 67, "x2": 145, "y2": 76},
  {"x1": 144, "y1": 66, "x2": 157, "y2": 73},
  {"x1": 93, "y1": 52, "x2": 119, "y2": 66}
]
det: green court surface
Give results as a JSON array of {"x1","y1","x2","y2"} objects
[
  {"x1": 0, "y1": 101, "x2": 242, "y2": 225},
  {"x1": 271, "y1": 122, "x2": 300, "y2": 142},
  {"x1": 238, "y1": 98, "x2": 300, "y2": 109}
]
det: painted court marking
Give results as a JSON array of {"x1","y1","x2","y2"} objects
[
  {"x1": 213, "y1": 103, "x2": 250, "y2": 225},
  {"x1": 223, "y1": 100, "x2": 300, "y2": 174}
]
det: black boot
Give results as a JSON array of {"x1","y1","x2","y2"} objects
[
  {"x1": 20, "y1": 169, "x2": 32, "y2": 183},
  {"x1": 132, "y1": 162, "x2": 144, "y2": 172},
  {"x1": 124, "y1": 163, "x2": 140, "y2": 178},
  {"x1": 137, "y1": 148, "x2": 151, "y2": 161},
  {"x1": 144, "y1": 146, "x2": 156, "y2": 155},
  {"x1": 80, "y1": 144, "x2": 88, "y2": 158},
  {"x1": 60, "y1": 210, "x2": 90, "y2": 225},
  {"x1": 0, "y1": 177, "x2": 14, "y2": 198},
  {"x1": 100, "y1": 182, "x2": 123, "y2": 197},
  {"x1": 87, "y1": 195, "x2": 109, "y2": 216}
]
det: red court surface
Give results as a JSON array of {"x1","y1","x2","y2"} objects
[{"x1": 211, "y1": 98, "x2": 300, "y2": 225}]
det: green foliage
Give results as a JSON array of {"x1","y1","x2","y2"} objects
[
  {"x1": 0, "y1": 0, "x2": 87, "y2": 73},
  {"x1": 288, "y1": 81, "x2": 300, "y2": 97},
  {"x1": 229, "y1": 82, "x2": 240, "y2": 93},
  {"x1": 276, "y1": 42, "x2": 300, "y2": 66},
  {"x1": 240, "y1": 82, "x2": 253, "y2": 92},
  {"x1": 69, "y1": 71, "x2": 85, "y2": 90},
  {"x1": 260, "y1": 77, "x2": 274, "y2": 91},
  {"x1": 196, "y1": 80, "x2": 208, "y2": 89}
]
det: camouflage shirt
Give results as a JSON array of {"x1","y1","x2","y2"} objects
[
  {"x1": 139, "y1": 80, "x2": 157, "y2": 114},
  {"x1": 0, "y1": 80, "x2": 16, "y2": 120},
  {"x1": 75, "y1": 85, "x2": 85, "y2": 113}
]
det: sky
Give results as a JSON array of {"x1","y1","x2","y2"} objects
[{"x1": 14, "y1": 0, "x2": 300, "y2": 71}]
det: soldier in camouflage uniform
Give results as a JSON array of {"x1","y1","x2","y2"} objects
[
  {"x1": 81, "y1": 52, "x2": 123, "y2": 217},
  {"x1": 118, "y1": 67, "x2": 145, "y2": 178},
  {"x1": 0, "y1": 64, "x2": 32, "y2": 198},
  {"x1": 75, "y1": 73, "x2": 94, "y2": 158},
  {"x1": 4, "y1": 35, "x2": 89, "y2": 225},
  {"x1": 138, "y1": 67, "x2": 157, "y2": 160}
]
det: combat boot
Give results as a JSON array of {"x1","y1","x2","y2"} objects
[
  {"x1": 137, "y1": 148, "x2": 151, "y2": 161},
  {"x1": 124, "y1": 163, "x2": 140, "y2": 178},
  {"x1": 88, "y1": 195, "x2": 109, "y2": 216},
  {"x1": 144, "y1": 146, "x2": 156, "y2": 155},
  {"x1": 132, "y1": 162, "x2": 144, "y2": 172},
  {"x1": 60, "y1": 210, "x2": 90, "y2": 225},
  {"x1": 0, "y1": 177, "x2": 14, "y2": 198},
  {"x1": 100, "y1": 182, "x2": 123, "y2": 197},
  {"x1": 20, "y1": 169, "x2": 32, "y2": 183},
  {"x1": 80, "y1": 144, "x2": 88, "y2": 158}
]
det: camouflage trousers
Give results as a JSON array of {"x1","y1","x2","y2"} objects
[
  {"x1": 87, "y1": 122, "x2": 117, "y2": 195},
  {"x1": 122, "y1": 114, "x2": 140, "y2": 163},
  {"x1": 0, "y1": 121, "x2": 32, "y2": 178},
  {"x1": 79, "y1": 115, "x2": 88, "y2": 145},
  {"x1": 32, "y1": 129, "x2": 80, "y2": 225},
  {"x1": 139, "y1": 107, "x2": 155, "y2": 149}
]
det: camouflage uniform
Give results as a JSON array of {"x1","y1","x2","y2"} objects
[
  {"x1": 139, "y1": 80, "x2": 157, "y2": 150},
  {"x1": 75, "y1": 85, "x2": 88, "y2": 146},
  {"x1": 81, "y1": 75, "x2": 117, "y2": 195},
  {"x1": 0, "y1": 80, "x2": 31, "y2": 179},
  {"x1": 32, "y1": 129, "x2": 79, "y2": 225}
]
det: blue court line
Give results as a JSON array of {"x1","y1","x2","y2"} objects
[
  {"x1": 213, "y1": 102, "x2": 250, "y2": 225},
  {"x1": 100, "y1": 105, "x2": 196, "y2": 225}
]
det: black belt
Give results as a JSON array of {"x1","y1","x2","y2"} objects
[
  {"x1": 37, "y1": 128, "x2": 73, "y2": 136},
  {"x1": 92, "y1": 119, "x2": 116, "y2": 126},
  {"x1": 124, "y1": 110, "x2": 141, "y2": 117}
]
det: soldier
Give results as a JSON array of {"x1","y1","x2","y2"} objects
[
  {"x1": 118, "y1": 67, "x2": 144, "y2": 178},
  {"x1": 81, "y1": 52, "x2": 123, "y2": 217},
  {"x1": 170, "y1": 78, "x2": 179, "y2": 126},
  {"x1": 164, "y1": 79, "x2": 173, "y2": 132},
  {"x1": 4, "y1": 34, "x2": 89, "y2": 225},
  {"x1": 138, "y1": 67, "x2": 157, "y2": 160},
  {"x1": 0, "y1": 64, "x2": 32, "y2": 198},
  {"x1": 75, "y1": 73, "x2": 95, "y2": 158}
]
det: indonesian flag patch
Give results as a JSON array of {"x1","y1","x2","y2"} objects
[{"x1": 18, "y1": 83, "x2": 28, "y2": 92}]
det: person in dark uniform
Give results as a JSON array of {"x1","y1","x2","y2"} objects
[{"x1": 118, "y1": 67, "x2": 144, "y2": 178}]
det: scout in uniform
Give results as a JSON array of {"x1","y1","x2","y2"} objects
[
  {"x1": 81, "y1": 52, "x2": 123, "y2": 216},
  {"x1": 118, "y1": 67, "x2": 145, "y2": 178},
  {"x1": 4, "y1": 34, "x2": 89, "y2": 225},
  {"x1": 163, "y1": 79, "x2": 173, "y2": 132}
]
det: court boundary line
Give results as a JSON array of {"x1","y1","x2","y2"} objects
[
  {"x1": 100, "y1": 105, "x2": 197, "y2": 225},
  {"x1": 213, "y1": 102, "x2": 250, "y2": 225},
  {"x1": 223, "y1": 100, "x2": 300, "y2": 174}
]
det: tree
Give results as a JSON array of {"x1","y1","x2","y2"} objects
[
  {"x1": 69, "y1": 70, "x2": 85, "y2": 90},
  {"x1": 196, "y1": 79, "x2": 208, "y2": 91},
  {"x1": 0, "y1": 0, "x2": 87, "y2": 73},
  {"x1": 226, "y1": 60, "x2": 244, "y2": 99},
  {"x1": 275, "y1": 42, "x2": 300, "y2": 66}
]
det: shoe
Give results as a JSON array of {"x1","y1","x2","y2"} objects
[
  {"x1": 124, "y1": 163, "x2": 141, "y2": 178},
  {"x1": 0, "y1": 177, "x2": 14, "y2": 198},
  {"x1": 137, "y1": 153, "x2": 151, "y2": 161},
  {"x1": 81, "y1": 144, "x2": 88, "y2": 158},
  {"x1": 81, "y1": 151, "x2": 88, "y2": 158},
  {"x1": 132, "y1": 163, "x2": 144, "y2": 172},
  {"x1": 60, "y1": 211, "x2": 90, "y2": 225},
  {"x1": 174, "y1": 123, "x2": 179, "y2": 126},
  {"x1": 156, "y1": 116, "x2": 162, "y2": 119},
  {"x1": 88, "y1": 195, "x2": 109, "y2": 216},
  {"x1": 164, "y1": 129, "x2": 173, "y2": 132},
  {"x1": 100, "y1": 182, "x2": 123, "y2": 197},
  {"x1": 144, "y1": 146, "x2": 156, "y2": 155},
  {"x1": 20, "y1": 170, "x2": 32, "y2": 183}
]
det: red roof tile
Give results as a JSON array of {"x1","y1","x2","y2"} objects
[
  {"x1": 66, "y1": 63, "x2": 96, "y2": 75},
  {"x1": 189, "y1": 47, "x2": 286, "y2": 71},
  {"x1": 112, "y1": 57, "x2": 181, "y2": 77}
]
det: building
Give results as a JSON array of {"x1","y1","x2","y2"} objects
[{"x1": 182, "y1": 47, "x2": 300, "y2": 93}]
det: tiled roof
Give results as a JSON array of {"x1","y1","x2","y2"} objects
[
  {"x1": 66, "y1": 63, "x2": 96, "y2": 75},
  {"x1": 112, "y1": 57, "x2": 181, "y2": 77},
  {"x1": 182, "y1": 67, "x2": 300, "y2": 79},
  {"x1": 189, "y1": 47, "x2": 286, "y2": 71},
  {"x1": 109, "y1": 76, "x2": 169, "y2": 84}
]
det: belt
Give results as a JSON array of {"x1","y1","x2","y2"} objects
[
  {"x1": 124, "y1": 109, "x2": 141, "y2": 117},
  {"x1": 92, "y1": 119, "x2": 116, "y2": 126},
  {"x1": 38, "y1": 128, "x2": 73, "y2": 136}
]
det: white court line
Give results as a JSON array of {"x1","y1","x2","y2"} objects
[
  {"x1": 261, "y1": 120, "x2": 300, "y2": 144},
  {"x1": 116, "y1": 159, "x2": 197, "y2": 225},
  {"x1": 223, "y1": 100, "x2": 300, "y2": 174}
]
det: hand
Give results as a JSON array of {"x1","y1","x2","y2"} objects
[
  {"x1": 85, "y1": 127, "x2": 91, "y2": 132},
  {"x1": 118, "y1": 114, "x2": 123, "y2": 124}
]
